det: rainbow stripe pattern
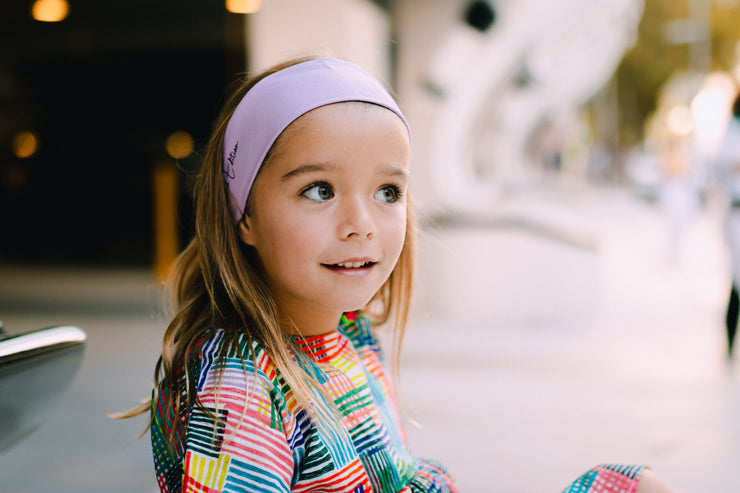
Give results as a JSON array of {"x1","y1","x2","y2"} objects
[
  {"x1": 151, "y1": 312, "x2": 647, "y2": 492},
  {"x1": 561, "y1": 464, "x2": 646, "y2": 493},
  {"x1": 151, "y1": 312, "x2": 457, "y2": 492}
]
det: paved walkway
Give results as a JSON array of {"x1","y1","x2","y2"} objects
[
  {"x1": 403, "y1": 184, "x2": 739, "y2": 493},
  {"x1": 0, "y1": 183, "x2": 737, "y2": 492}
]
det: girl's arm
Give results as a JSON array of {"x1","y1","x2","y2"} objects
[
  {"x1": 407, "y1": 459, "x2": 459, "y2": 493},
  {"x1": 560, "y1": 465, "x2": 673, "y2": 493},
  {"x1": 180, "y1": 358, "x2": 297, "y2": 493}
]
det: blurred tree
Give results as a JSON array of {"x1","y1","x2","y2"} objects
[
  {"x1": 711, "y1": 0, "x2": 740, "y2": 70},
  {"x1": 614, "y1": 0, "x2": 740, "y2": 149}
]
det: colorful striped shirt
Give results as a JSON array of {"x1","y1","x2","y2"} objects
[
  {"x1": 561, "y1": 464, "x2": 647, "y2": 493},
  {"x1": 151, "y1": 311, "x2": 457, "y2": 492}
]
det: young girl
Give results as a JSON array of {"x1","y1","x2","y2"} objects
[{"x1": 131, "y1": 56, "x2": 672, "y2": 493}]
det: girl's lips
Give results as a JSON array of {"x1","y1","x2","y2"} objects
[
  {"x1": 322, "y1": 257, "x2": 375, "y2": 267},
  {"x1": 321, "y1": 258, "x2": 377, "y2": 275}
]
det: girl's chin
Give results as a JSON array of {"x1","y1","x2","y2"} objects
[{"x1": 321, "y1": 294, "x2": 381, "y2": 316}]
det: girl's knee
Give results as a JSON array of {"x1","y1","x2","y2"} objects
[{"x1": 636, "y1": 469, "x2": 673, "y2": 493}]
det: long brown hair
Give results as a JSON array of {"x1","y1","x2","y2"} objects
[{"x1": 120, "y1": 56, "x2": 417, "y2": 447}]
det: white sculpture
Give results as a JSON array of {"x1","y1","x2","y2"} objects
[{"x1": 424, "y1": 0, "x2": 645, "y2": 213}]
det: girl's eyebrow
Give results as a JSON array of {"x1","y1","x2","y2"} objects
[
  {"x1": 280, "y1": 163, "x2": 409, "y2": 182},
  {"x1": 281, "y1": 163, "x2": 336, "y2": 182},
  {"x1": 383, "y1": 165, "x2": 409, "y2": 181}
]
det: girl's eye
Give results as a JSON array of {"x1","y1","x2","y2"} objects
[
  {"x1": 301, "y1": 183, "x2": 334, "y2": 201},
  {"x1": 374, "y1": 185, "x2": 402, "y2": 203}
]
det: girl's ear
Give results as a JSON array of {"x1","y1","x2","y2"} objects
[{"x1": 238, "y1": 218, "x2": 256, "y2": 246}]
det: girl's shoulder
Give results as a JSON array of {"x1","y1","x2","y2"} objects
[
  {"x1": 193, "y1": 328, "x2": 280, "y2": 385},
  {"x1": 197, "y1": 327, "x2": 268, "y2": 358},
  {"x1": 193, "y1": 313, "x2": 383, "y2": 378}
]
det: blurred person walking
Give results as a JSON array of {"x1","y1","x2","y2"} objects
[
  {"x1": 713, "y1": 90, "x2": 740, "y2": 357},
  {"x1": 658, "y1": 136, "x2": 699, "y2": 265}
]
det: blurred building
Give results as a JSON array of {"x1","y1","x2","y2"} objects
[
  {"x1": 0, "y1": 0, "x2": 645, "y2": 269},
  {"x1": 0, "y1": 0, "x2": 245, "y2": 266}
]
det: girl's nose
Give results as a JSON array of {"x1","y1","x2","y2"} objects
[{"x1": 338, "y1": 198, "x2": 376, "y2": 240}]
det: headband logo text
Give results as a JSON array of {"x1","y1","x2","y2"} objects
[{"x1": 224, "y1": 142, "x2": 238, "y2": 181}]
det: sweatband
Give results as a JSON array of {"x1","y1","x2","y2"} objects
[{"x1": 222, "y1": 57, "x2": 410, "y2": 223}]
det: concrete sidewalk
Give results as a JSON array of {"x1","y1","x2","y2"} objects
[
  {"x1": 402, "y1": 185, "x2": 739, "y2": 493},
  {"x1": 0, "y1": 184, "x2": 738, "y2": 492}
]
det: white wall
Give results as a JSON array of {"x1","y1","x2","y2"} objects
[
  {"x1": 393, "y1": 0, "x2": 464, "y2": 217},
  {"x1": 247, "y1": 0, "x2": 392, "y2": 84}
]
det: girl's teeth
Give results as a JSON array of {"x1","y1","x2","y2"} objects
[{"x1": 337, "y1": 261, "x2": 367, "y2": 268}]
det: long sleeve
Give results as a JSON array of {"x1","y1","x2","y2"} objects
[
  {"x1": 152, "y1": 331, "x2": 300, "y2": 493},
  {"x1": 406, "y1": 459, "x2": 457, "y2": 493},
  {"x1": 180, "y1": 343, "x2": 296, "y2": 493},
  {"x1": 336, "y1": 313, "x2": 457, "y2": 493},
  {"x1": 560, "y1": 464, "x2": 646, "y2": 493}
]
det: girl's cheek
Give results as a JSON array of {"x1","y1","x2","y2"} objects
[{"x1": 393, "y1": 212, "x2": 408, "y2": 235}]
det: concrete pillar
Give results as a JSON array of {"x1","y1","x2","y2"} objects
[
  {"x1": 246, "y1": 0, "x2": 392, "y2": 83},
  {"x1": 153, "y1": 160, "x2": 179, "y2": 281}
]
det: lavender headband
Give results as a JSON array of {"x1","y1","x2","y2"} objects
[{"x1": 222, "y1": 57, "x2": 411, "y2": 223}]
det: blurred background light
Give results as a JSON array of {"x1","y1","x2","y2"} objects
[
  {"x1": 225, "y1": 0, "x2": 262, "y2": 14},
  {"x1": 667, "y1": 104, "x2": 694, "y2": 136},
  {"x1": 31, "y1": 0, "x2": 69, "y2": 23},
  {"x1": 691, "y1": 72, "x2": 737, "y2": 156},
  {"x1": 12, "y1": 131, "x2": 40, "y2": 159},
  {"x1": 165, "y1": 131, "x2": 194, "y2": 159}
]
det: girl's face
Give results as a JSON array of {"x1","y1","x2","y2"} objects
[{"x1": 239, "y1": 102, "x2": 411, "y2": 335}]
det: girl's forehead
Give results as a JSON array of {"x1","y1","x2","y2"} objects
[
  {"x1": 292, "y1": 101, "x2": 405, "y2": 129},
  {"x1": 267, "y1": 102, "x2": 411, "y2": 164}
]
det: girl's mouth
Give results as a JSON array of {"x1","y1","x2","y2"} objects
[{"x1": 322, "y1": 260, "x2": 376, "y2": 270}]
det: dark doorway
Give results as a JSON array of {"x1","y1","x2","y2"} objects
[{"x1": 0, "y1": 1, "x2": 245, "y2": 266}]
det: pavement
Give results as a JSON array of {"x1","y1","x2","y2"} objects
[{"x1": 0, "y1": 181, "x2": 738, "y2": 493}]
